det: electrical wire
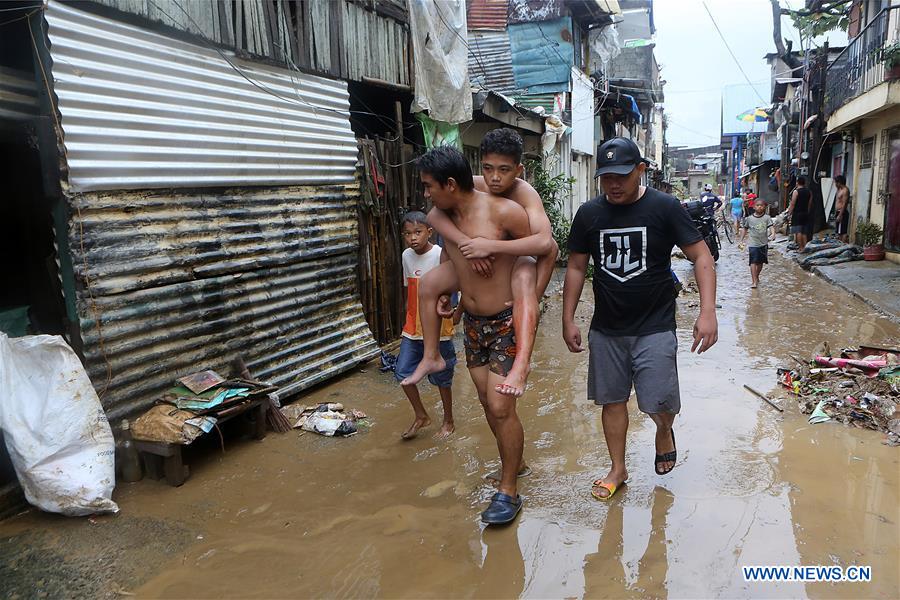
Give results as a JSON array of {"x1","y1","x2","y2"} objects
[
  {"x1": 0, "y1": 4, "x2": 38, "y2": 12},
  {"x1": 700, "y1": 0, "x2": 767, "y2": 105},
  {"x1": 28, "y1": 15, "x2": 114, "y2": 399},
  {"x1": 666, "y1": 118, "x2": 721, "y2": 141},
  {"x1": 156, "y1": 2, "x2": 441, "y2": 164},
  {"x1": 434, "y1": 2, "x2": 489, "y2": 86},
  {"x1": 0, "y1": 6, "x2": 39, "y2": 27}
]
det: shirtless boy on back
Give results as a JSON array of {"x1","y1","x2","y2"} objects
[
  {"x1": 401, "y1": 128, "x2": 557, "y2": 398},
  {"x1": 416, "y1": 145, "x2": 532, "y2": 525}
]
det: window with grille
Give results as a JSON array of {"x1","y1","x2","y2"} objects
[{"x1": 860, "y1": 138, "x2": 874, "y2": 168}]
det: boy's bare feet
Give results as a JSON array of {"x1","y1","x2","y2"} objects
[
  {"x1": 495, "y1": 364, "x2": 529, "y2": 397},
  {"x1": 400, "y1": 356, "x2": 446, "y2": 386},
  {"x1": 433, "y1": 421, "x2": 455, "y2": 440},
  {"x1": 401, "y1": 416, "x2": 431, "y2": 440}
]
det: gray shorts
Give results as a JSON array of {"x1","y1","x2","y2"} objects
[{"x1": 587, "y1": 329, "x2": 681, "y2": 414}]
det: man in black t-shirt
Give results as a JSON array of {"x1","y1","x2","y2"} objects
[{"x1": 562, "y1": 137, "x2": 718, "y2": 501}]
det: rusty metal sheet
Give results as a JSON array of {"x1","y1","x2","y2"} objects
[
  {"x1": 45, "y1": 1, "x2": 358, "y2": 192},
  {"x1": 468, "y1": 30, "x2": 517, "y2": 95},
  {"x1": 70, "y1": 185, "x2": 379, "y2": 420},
  {"x1": 467, "y1": 0, "x2": 509, "y2": 30}
]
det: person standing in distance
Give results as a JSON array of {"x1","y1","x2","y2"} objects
[
  {"x1": 834, "y1": 175, "x2": 851, "y2": 243},
  {"x1": 562, "y1": 137, "x2": 718, "y2": 500},
  {"x1": 788, "y1": 176, "x2": 813, "y2": 251}
]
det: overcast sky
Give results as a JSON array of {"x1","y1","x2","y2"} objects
[{"x1": 654, "y1": 0, "x2": 847, "y2": 149}]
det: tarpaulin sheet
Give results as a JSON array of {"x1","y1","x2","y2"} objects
[
  {"x1": 409, "y1": 0, "x2": 472, "y2": 123},
  {"x1": 508, "y1": 17, "x2": 573, "y2": 94}
]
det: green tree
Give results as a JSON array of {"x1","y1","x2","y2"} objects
[{"x1": 525, "y1": 156, "x2": 575, "y2": 263}]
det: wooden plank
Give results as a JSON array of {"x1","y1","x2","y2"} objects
[
  {"x1": 262, "y1": 0, "x2": 278, "y2": 61},
  {"x1": 374, "y1": 0, "x2": 408, "y2": 23},
  {"x1": 329, "y1": 0, "x2": 344, "y2": 78},
  {"x1": 235, "y1": 0, "x2": 244, "y2": 51},
  {"x1": 220, "y1": 0, "x2": 235, "y2": 47}
]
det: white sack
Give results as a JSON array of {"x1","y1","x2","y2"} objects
[{"x1": 0, "y1": 333, "x2": 118, "y2": 516}]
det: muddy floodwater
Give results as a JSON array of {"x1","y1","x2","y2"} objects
[{"x1": 1, "y1": 242, "x2": 898, "y2": 599}]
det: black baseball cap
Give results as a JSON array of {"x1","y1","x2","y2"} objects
[{"x1": 595, "y1": 137, "x2": 648, "y2": 176}]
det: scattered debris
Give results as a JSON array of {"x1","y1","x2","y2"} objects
[
  {"x1": 177, "y1": 370, "x2": 226, "y2": 394},
  {"x1": 680, "y1": 281, "x2": 698, "y2": 295},
  {"x1": 380, "y1": 350, "x2": 397, "y2": 373},
  {"x1": 132, "y1": 366, "x2": 282, "y2": 444},
  {"x1": 772, "y1": 344, "x2": 899, "y2": 443},
  {"x1": 279, "y1": 402, "x2": 369, "y2": 437}
]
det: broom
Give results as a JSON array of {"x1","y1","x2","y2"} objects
[{"x1": 231, "y1": 356, "x2": 292, "y2": 433}]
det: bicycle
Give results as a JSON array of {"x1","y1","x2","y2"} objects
[{"x1": 715, "y1": 210, "x2": 734, "y2": 244}]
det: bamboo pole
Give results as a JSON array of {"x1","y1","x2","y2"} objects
[{"x1": 743, "y1": 384, "x2": 784, "y2": 412}]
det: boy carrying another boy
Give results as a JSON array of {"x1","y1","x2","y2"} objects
[
  {"x1": 739, "y1": 199, "x2": 775, "y2": 289},
  {"x1": 401, "y1": 128, "x2": 557, "y2": 400},
  {"x1": 416, "y1": 146, "x2": 532, "y2": 525},
  {"x1": 396, "y1": 211, "x2": 460, "y2": 440}
]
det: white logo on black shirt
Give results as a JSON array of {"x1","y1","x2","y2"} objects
[{"x1": 599, "y1": 227, "x2": 647, "y2": 282}]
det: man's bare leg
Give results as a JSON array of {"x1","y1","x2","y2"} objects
[
  {"x1": 400, "y1": 384, "x2": 431, "y2": 440},
  {"x1": 400, "y1": 262, "x2": 459, "y2": 386},
  {"x1": 471, "y1": 365, "x2": 524, "y2": 498},
  {"x1": 434, "y1": 385, "x2": 455, "y2": 440},
  {"x1": 592, "y1": 402, "x2": 629, "y2": 499},
  {"x1": 496, "y1": 241, "x2": 558, "y2": 397}
]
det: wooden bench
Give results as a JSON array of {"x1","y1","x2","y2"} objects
[{"x1": 135, "y1": 398, "x2": 268, "y2": 486}]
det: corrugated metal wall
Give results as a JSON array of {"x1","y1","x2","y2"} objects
[
  {"x1": 46, "y1": 1, "x2": 358, "y2": 192},
  {"x1": 82, "y1": 0, "x2": 410, "y2": 86},
  {"x1": 71, "y1": 185, "x2": 378, "y2": 419},
  {"x1": 466, "y1": 0, "x2": 509, "y2": 30},
  {"x1": 468, "y1": 30, "x2": 517, "y2": 96},
  {"x1": 42, "y1": 2, "x2": 378, "y2": 419}
]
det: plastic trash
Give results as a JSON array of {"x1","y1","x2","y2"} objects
[
  {"x1": 808, "y1": 399, "x2": 832, "y2": 424},
  {"x1": 301, "y1": 411, "x2": 358, "y2": 437},
  {"x1": 0, "y1": 333, "x2": 118, "y2": 515}
]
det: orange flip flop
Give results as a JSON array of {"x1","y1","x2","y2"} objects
[{"x1": 591, "y1": 479, "x2": 625, "y2": 501}]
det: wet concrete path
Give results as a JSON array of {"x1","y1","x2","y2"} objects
[{"x1": 2, "y1": 241, "x2": 898, "y2": 599}]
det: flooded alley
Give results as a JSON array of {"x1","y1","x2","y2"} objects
[{"x1": 2, "y1": 242, "x2": 898, "y2": 599}]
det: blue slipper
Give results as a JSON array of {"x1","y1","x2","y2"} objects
[{"x1": 481, "y1": 492, "x2": 524, "y2": 525}]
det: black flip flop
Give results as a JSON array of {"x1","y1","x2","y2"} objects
[{"x1": 654, "y1": 428, "x2": 677, "y2": 475}]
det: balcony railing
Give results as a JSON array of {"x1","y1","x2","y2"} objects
[{"x1": 825, "y1": 6, "x2": 900, "y2": 117}]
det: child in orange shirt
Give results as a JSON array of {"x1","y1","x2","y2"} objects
[{"x1": 396, "y1": 211, "x2": 460, "y2": 439}]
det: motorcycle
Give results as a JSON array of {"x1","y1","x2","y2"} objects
[{"x1": 683, "y1": 200, "x2": 719, "y2": 262}]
